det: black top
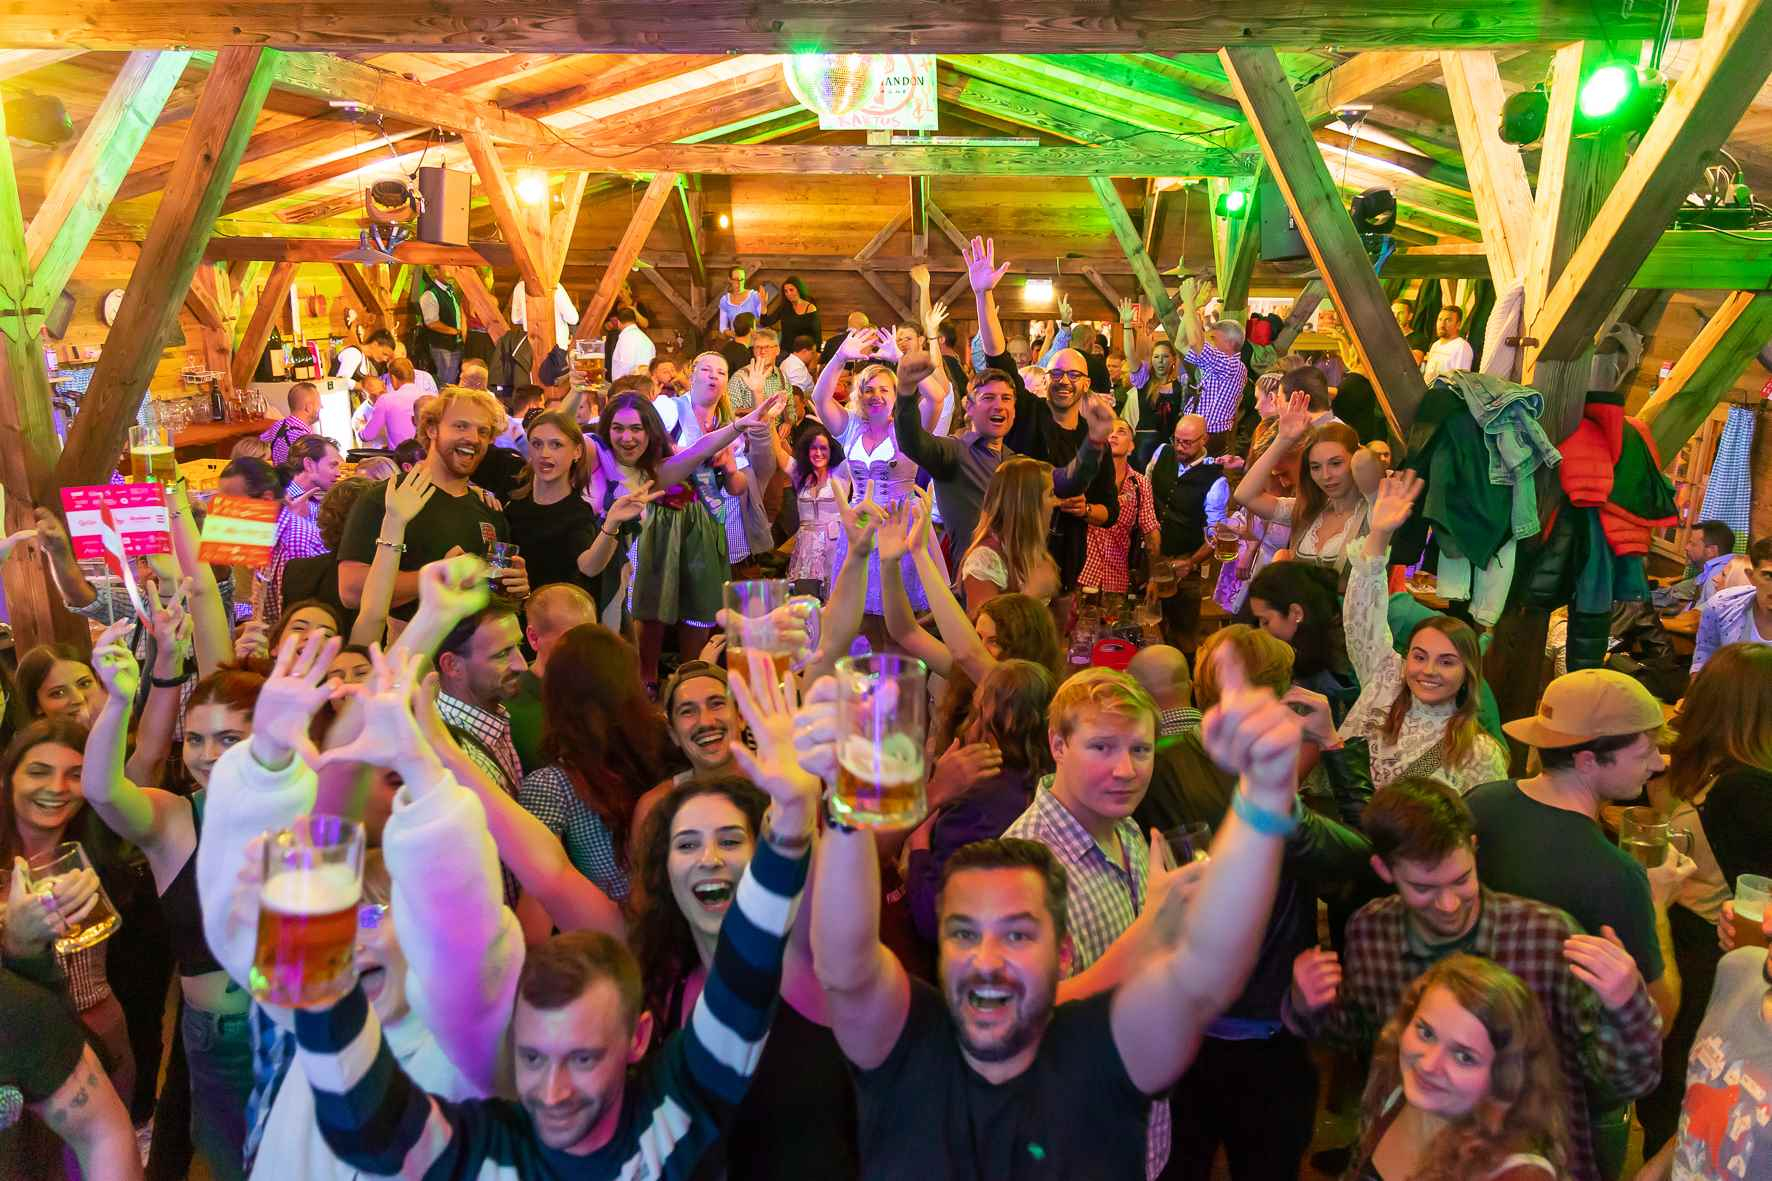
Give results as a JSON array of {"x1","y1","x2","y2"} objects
[
  {"x1": 336, "y1": 479, "x2": 509, "y2": 620},
  {"x1": 503, "y1": 491, "x2": 612, "y2": 604},
  {"x1": 761, "y1": 304, "x2": 821, "y2": 351},
  {"x1": 1698, "y1": 765, "x2": 1772, "y2": 889},
  {"x1": 853, "y1": 980, "x2": 1151, "y2": 1180},
  {"x1": 159, "y1": 793, "x2": 224, "y2": 978},
  {"x1": 278, "y1": 552, "x2": 356, "y2": 638},
  {"x1": 0, "y1": 950, "x2": 84, "y2": 1104},
  {"x1": 720, "y1": 340, "x2": 754, "y2": 376}
]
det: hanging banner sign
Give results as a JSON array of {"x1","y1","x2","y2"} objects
[
  {"x1": 198, "y1": 495, "x2": 281, "y2": 568},
  {"x1": 785, "y1": 54, "x2": 937, "y2": 131}
]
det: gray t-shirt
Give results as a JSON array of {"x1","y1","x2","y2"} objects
[{"x1": 1671, "y1": 948, "x2": 1772, "y2": 1180}]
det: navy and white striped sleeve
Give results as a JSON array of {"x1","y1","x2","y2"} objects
[
  {"x1": 681, "y1": 836, "x2": 810, "y2": 1104},
  {"x1": 294, "y1": 984, "x2": 453, "y2": 1177}
]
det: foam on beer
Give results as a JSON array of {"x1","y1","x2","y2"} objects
[
  {"x1": 261, "y1": 863, "x2": 360, "y2": 915},
  {"x1": 837, "y1": 734, "x2": 924, "y2": 782}
]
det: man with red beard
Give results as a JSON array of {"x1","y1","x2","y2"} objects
[
  {"x1": 812, "y1": 649, "x2": 1303, "y2": 1180},
  {"x1": 336, "y1": 386, "x2": 530, "y2": 622}
]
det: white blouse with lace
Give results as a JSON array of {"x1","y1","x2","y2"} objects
[{"x1": 1338, "y1": 550, "x2": 1509, "y2": 793}]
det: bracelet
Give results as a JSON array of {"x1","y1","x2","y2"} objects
[
  {"x1": 374, "y1": 537, "x2": 406, "y2": 552},
  {"x1": 149, "y1": 665, "x2": 193, "y2": 688},
  {"x1": 600, "y1": 526, "x2": 619, "y2": 538},
  {"x1": 1231, "y1": 788, "x2": 1299, "y2": 837}
]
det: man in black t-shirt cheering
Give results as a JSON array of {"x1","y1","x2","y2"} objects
[
  {"x1": 809, "y1": 649, "x2": 1303, "y2": 1180},
  {"x1": 337, "y1": 385, "x2": 529, "y2": 621}
]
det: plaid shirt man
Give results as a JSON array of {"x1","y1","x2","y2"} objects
[
  {"x1": 1181, "y1": 341, "x2": 1246, "y2": 433},
  {"x1": 265, "y1": 499, "x2": 329, "y2": 627},
  {"x1": 1005, "y1": 778, "x2": 1169, "y2": 1178},
  {"x1": 436, "y1": 691, "x2": 523, "y2": 798},
  {"x1": 259, "y1": 414, "x2": 313, "y2": 466},
  {"x1": 1283, "y1": 888, "x2": 1663, "y2": 1181}
]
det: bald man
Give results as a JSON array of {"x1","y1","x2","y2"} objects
[
  {"x1": 822, "y1": 309, "x2": 872, "y2": 366},
  {"x1": 507, "y1": 582, "x2": 598, "y2": 773},
  {"x1": 262, "y1": 381, "x2": 321, "y2": 465},
  {"x1": 1127, "y1": 644, "x2": 1197, "y2": 739},
  {"x1": 1147, "y1": 414, "x2": 1229, "y2": 659}
]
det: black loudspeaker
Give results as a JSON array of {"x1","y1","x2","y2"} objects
[
  {"x1": 1257, "y1": 172, "x2": 1308, "y2": 262},
  {"x1": 418, "y1": 167, "x2": 470, "y2": 246}
]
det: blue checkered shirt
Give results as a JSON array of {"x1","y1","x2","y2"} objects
[{"x1": 517, "y1": 763, "x2": 631, "y2": 901}]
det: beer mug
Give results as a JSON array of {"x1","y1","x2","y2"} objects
[
  {"x1": 23, "y1": 842, "x2": 122, "y2": 954},
  {"x1": 832, "y1": 653, "x2": 929, "y2": 829},
  {"x1": 1213, "y1": 522, "x2": 1242, "y2": 564},
  {"x1": 487, "y1": 541, "x2": 520, "y2": 593},
  {"x1": 724, "y1": 579, "x2": 821, "y2": 689},
  {"x1": 251, "y1": 815, "x2": 366, "y2": 1009},
  {"x1": 1617, "y1": 806, "x2": 1693, "y2": 869},
  {"x1": 129, "y1": 424, "x2": 177, "y2": 484},
  {"x1": 1162, "y1": 822, "x2": 1213, "y2": 866},
  {"x1": 1735, "y1": 874, "x2": 1772, "y2": 949}
]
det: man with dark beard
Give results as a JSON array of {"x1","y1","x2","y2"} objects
[
  {"x1": 336, "y1": 386, "x2": 529, "y2": 621},
  {"x1": 812, "y1": 649, "x2": 1303, "y2": 1179}
]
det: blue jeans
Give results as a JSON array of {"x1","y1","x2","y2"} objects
[
  {"x1": 182, "y1": 1005, "x2": 253, "y2": 1181},
  {"x1": 429, "y1": 345, "x2": 463, "y2": 385}
]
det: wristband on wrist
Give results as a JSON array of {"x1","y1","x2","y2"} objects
[
  {"x1": 374, "y1": 537, "x2": 407, "y2": 552},
  {"x1": 149, "y1": 665, "x2": 193, "y2": 689},
  {"x1": 1231, "y1": 788, "x2": 1300, "y2": 837}
]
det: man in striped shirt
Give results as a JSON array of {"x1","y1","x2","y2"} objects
[{"x1": 292, "y1": 775, "x2": 814, "y2": 1180}]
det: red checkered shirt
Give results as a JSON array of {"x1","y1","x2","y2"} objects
[{"x1": 1283, "y1": 888, "x2": 1662, "y2": 1181}]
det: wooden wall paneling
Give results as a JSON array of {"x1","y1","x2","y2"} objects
[
  {"x1": 56, "y1": 46, "x2": 278, "y2": 489},
  {"x1": 1639, "y1": 291, "x2": 1772, "y2": 456}
]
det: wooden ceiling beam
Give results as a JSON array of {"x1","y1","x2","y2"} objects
[
  {"x1": 203, "y1": 236, "x2": 511, "y2": 265},
  {"x1": 13, "y1": 2, "x2": 1705, "y2": 52},
  {"x1": 1223, "y1": 45, "x2": 1424, "y2": 436},
  {"x1": 56, "y1": 46, "x2": 277, "y2": 489},
  {"x1": 273, "y1": 52, "x2": 555, "y2": 147},
  {"x1": 1639, "y1": 290, "x2": 1772, "y2": 455},
  {"x1": 1439, "y1": 51, "x2": 1534, "y2": 290},
  {"x1": 1088, "y1": 177, "x2": 1178, "y2": 335},
  {"x1": 446, "y1": 264, "x2": 511, "y2": 341},
  {"x1": 1531, "y1": 0, "x2": 1772, "y2": 362},
  {"x1": 231, "y1": 259, "x2": 296, "y2": 388},
  {"x1": 575, "y1": 170, "x2": 679, "y2": 344},
  {"x1": 936, "y1": 66, "x2": 1151, "y2": 146},
  {"x1": 521, "y1": 141, "x2": 1257, "y2": 176},
  {"x1": 1390, "y1": 232, "x2": 1772, "y2": 288}
]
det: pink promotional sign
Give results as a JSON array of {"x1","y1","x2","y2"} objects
[{"x1": 60, "y1": 484, "x2": 172, "y2": 562}]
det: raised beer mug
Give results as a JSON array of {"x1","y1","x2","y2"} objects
[
  {"x1": 251, "y1": 815, "x2": 366, "y2": 1009},
  {"x1": 831, "y1": 653, "x2": 929, "y2": 829},
  {"x1": 23, "y1": 841, "x2": 122, "y2": 955},
  {"x1": 724, "y1": 579, "x2": 822, "y2": 689}
]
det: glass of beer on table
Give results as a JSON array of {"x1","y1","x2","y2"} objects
[
  {"x1": 1213, "y1": 521, "x2": 1242, "y2": 564},
  {"x1": 1617, "y1": 806, "x2": 1693, "y2": 869},
  {"x1": 23, "y1": 842, "x2": 122, "y2": 954},
  {"x1": 129, "y1": 424, "x2": 178, "y2": 484},
  {"x1": 832, "y1": 653, "x2": 929, "y2": 829},
  {"x1": 251, "y1": 815, "x2": 366, "y2": 1009},
  {"x1": 1735, "y1": 874, "x2": 1772, "y2": 949},
  {"x1": 724, "y1": 579, "x2": 821, "y2": 689}
]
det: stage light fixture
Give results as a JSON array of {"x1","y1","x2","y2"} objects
[
  {"x1": 514, "y1": 169, "x2": 549, "y2": 205},
  {"x1": 1499, "y1": 88, "x2": 1549, "y2": 146},
  {"x1": 1350, "y1": 187, "x2": 1397, "y2": 237},
  {"x1": 1024, "y1": 278, "x2": 1054, "y2": 304},
  {"x1": 1573, "y1": 63, "x2": 1666, "y2": 135},
  {"x1": 1215, "y1": 189, "x2": 1249, "y2": 218}
]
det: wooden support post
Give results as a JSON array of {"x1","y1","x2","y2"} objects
[
  {"x1": 1077, "y1": 264, "x2": 1123, "y2": 313},
  {"x1": 925, "y1": 201, "x2": 971, "y2": 256},
  {"x1": 1639, "y1": 291, "x2": 1772, "y2": 456},
  {"x1": 25, "y1": 51, "x2": 192, "y2": 326},
  {"x1": 1088, "y1": 176, "x2": 1177, "y2": 334},
  {"x1": 1530, "y1": 0, "x2": 1772, "y2": 363},
  {"x1": 578, "y1": 172, "x2": 681, "y2": 347},
  {"x1": 1439, "y1": 51, "x2": 1535, "y2": 292},
  {"x1": 447, "y1": 265, "x2": 511, "y2": 344},
  {"x1": 55, "y1": 46, "x2": 276, "y2": 490},
  {"x1": 186, "y1": 263, "x2": 236, "y2": 389},
  {"x1": 1275, "y1": 280, "x2": 1328, "y2": 352},
  {"x1": 1221, "y1": 46, "x2": 1425, "y2": 436},
  {"x1": 231, "y1": 261, "x2": 297, "y2": 389},
  {"x1": 911, "y1": 176, "x2": 930, "y2": 258},
  {"x1": 670, "y1": 175, "x2": 706, "y2": 293},
  {"x1": 635, "y1": 265, "x2": 698, "y2": 323},
  {"x1": 463, "y1": 132, "x2": 553, "y2": 372},
  {"x1": 1207, "y1": 176, "x2": 1260, "y2": 323}
]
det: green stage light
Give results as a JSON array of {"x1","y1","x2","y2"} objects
[
  {"x1": 1572, "y1": 62, "x2": 1665, "y2": 135},
  {"x1": 1578, "y1": 63, "x2": 1634, "y2": 120},
  {"x1": 1215, "y1": 189, "x2": 1248, "y2": 218}
]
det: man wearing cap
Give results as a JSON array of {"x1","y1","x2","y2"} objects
[
  {"x1": 628, "y1": 662, "x2": 744, "y2": 855},
  {"x1": 1468, "y1": 668, "x2": 1691, "y2": 1034}
]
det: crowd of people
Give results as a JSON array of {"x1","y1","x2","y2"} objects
[{"x1": 2, "y1": 240, "x2": 1771, "y2": 1181}]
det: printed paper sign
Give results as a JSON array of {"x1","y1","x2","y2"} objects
[
  {"x1": 60, "y1": 484, "x2": 171, "y2": 561},
  {"x1": 789, "y1": 55, "x2": 937, "y2": 131},
  {"x1": 198, "y1": 495, "x2": 281, "y2": 568}
]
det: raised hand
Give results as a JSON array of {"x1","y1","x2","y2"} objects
[
  {"x1": 91, "y1": 632, "x2": 142, "y2": 705},
  {"x1": 963, "y1": 236, "x2": 1012, "y2": 294},
  {"x1": 1274, "y1": 391, "x2": 1315, "y2": 447},
  {"x1": 727, "y1": 652, "x2": 821, "y2": 842},
  {"x1": 836, "y1": 486, "x2": 881, "y2": 555},
  {"x1": 415, "y1": 553, "x2": 491, "y2": 626},
  {"x1": 1118, "y1": 297, "x2": 1136, "y2": 326},
  {"x1": 382, "y1": 465, "x2": 435, "y2": 529},
  {"x1": 923, "y1": 300, "x2": 949, "y2": 347},
  {"x1": 1080, "y1": 391, "x2": 1117, "y2": 442},
  {"x1": 314, "y1": 646, "x2": 443, "y2": 788},
  {"x1": 791, "y1": 674, "x2": 840, "y2": 783},
  {"x1": 1564, "y1": 925, "x2": 1644, "y2": 1011},
  {"x1": 0, "y1": 528, "x2": 36, "y2": 562},
  {"x1": 928, "y1": 740, "x2": 1004, "y2": 810},
  {"x1": 909, "y1": 263, "x2": 931, "y2": 290},
  {"x1": 1280, "y1": 685, "x2": 1338, "y2": 748},
  {"x1": 233, "y1": 617, "x2": 271, "y2": 665},
  {"x1": 875, "y1": 326, "x2": 904, "y2": 364},
  {"x1": 1200, "y1": 643, "x2": 1302, "y2": 813},
  {"x1": 738, "y1": 390, "x2": 787, "y2": 430},
  {"x1": 32, "y1": 506, "x2": 71, "y2": 557},
  {"x1": 1368, "y1": 470, "x2": 1424, "y2": 538},
  {"x1": 251, "y1": 629, "x2": 344, "y2": 770},
  {"x1": 1176, "y1": 276, "x2": 1201, "y2": 306},
  {"x1": 604, "y1": 479, "x2": 665, "y2": 527},
  {"x1": 1057, "y1": 290, "x2": 1073, "y2": 323},
  {"x1": 838, "y1": 328, "x2": 877, "y2": 363},
  {"x1": 493, "y1": 553, "x2": 530, "y2": 600},
  {"x1": 895, "y1": 348, "x2": 937, "y2": 392},
  {"x1": 144, "y1": 576, "x2": 194, "y2": 667},
  {"x1": 744, "y1": 355, "x2": 771, "y2": 390},
  {"x1": 874, "y1": 497, "x2": 916, "y2": 563},
  {"x1": 1292, "y1": 947, "x2": 1342, "y2": 1011}
]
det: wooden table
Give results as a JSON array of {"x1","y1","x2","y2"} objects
[{"x1": 172, "y1": 417, "x2": 275, "y2": 459}]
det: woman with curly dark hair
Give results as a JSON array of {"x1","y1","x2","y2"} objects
[
  {"x1": 1350, "y1": 954, "x2": 1570, "y2": 1181},
  {"x1": 629, "y1": 774, "x2": 855, "y2": 1180},
  {"x1": 517, "y1": 623, "x2": 674, "y2": 901}
]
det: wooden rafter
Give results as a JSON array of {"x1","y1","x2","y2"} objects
[
  {"x1": 937, "y1": 66, "x2": 1151, "y2": 146},
  {"x1": 447, "y1": 265, "x2": 510, "y2": 341},
  {"x1": 1388, "y1": 232, "x2": 1772, "y2": 289},
  {"x1": 205, "y1": 236, "x2": 512, "y2": 265},
  {"x1": 1222, "y1": 45, "x2": 1424, "y2": 436},
  {"x1": 57, "y1": 46, "x2": 278, "y2": 489},
  {"x1": 1088, "y1": 177, "x2": 1178, "y2": 334},
  {"x1": 859, "y1": 267, "x2": 915, "y2": 323},
  {"x1": 463, "y1": 132, "x2": 548, "y2": 294},
  {"x1": 521, "y1": 141, "x2": 1257, "y2": 176},
  {"x1": 1275, "y1": 281, "x2": 1328, "y2": 352},
  {"x1": 670, "y1": 175, "x2": 706, "y2": 292},
  {"x1": 576, "y1": 171, "x2": 681, "y2": 345},
  {"x1": 1438, "y1": 51, "x2": 1534, "y2": 291},
  {"x1": 231, "y1": 260, "x2": 297, "y2": 388},
  {"x1": 1530, "y1": 0, "x2": 1772, "y2": 362},
  {"x1": 273, "y1": 52, "x2": 553, "y2": 146},
  {"x1": 1639, "y1": 291, "x2": 1772, "y2": 455}
]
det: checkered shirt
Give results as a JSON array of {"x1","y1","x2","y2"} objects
[
  {"x1": 1283, "y1": 888, "x2": 1663, "y2": 1181},
  {"x1": 265, "y1": 502, "x2": 329, "y2": 627},
  {"x1": 517, "y1": 763, "x2": 630, "y2": 901},
  {"x1": 1182, "y1": 342, "x2": 1247, "y2": 433},
  {"x1": 436, "y1": 691, "x2": 524, "y2": 797},
  {"x1": 259, "y1": 415, "x2": 312, "y2": 466}
]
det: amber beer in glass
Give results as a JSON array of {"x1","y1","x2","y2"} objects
[
  {"x1": 724, "y1": 579, "x2": 821, "y2": 690},
  {"x1": 1735, "y1": 874, "x2": 1772, "y2": 949},
  {"x1": 129, "y1": 424, "x2": 178, "y2": 484},
  {"x1": 832, "y1": 653, "x2": 929, "y2": 828},
  {"x1": 1617, "y1": 806, "x2": 1693, "y2": 869},
  {"x1": 24, "y1": 842, "x2": 122, "y2": 954},
  {"x1": 251, "y1": 815, "x2": 365, "y2": 1009}
]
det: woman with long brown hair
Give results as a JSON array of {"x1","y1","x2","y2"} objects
[
  {"x1": 1234, "y1": 394, "x2": 1371, "y2": 586},
  {"x1": 958, "y1": 456, "x2": 1061, "y2": 611},
  {"x1": 517, "y1": 623, "x2": 675, "y2": 901},
  {"x1": 1340, "y1": 472, "x2": 1507, "y2": 791},
  {"x1": 1350, "y1": 955, "x2": 1569, "y2": 1181}
]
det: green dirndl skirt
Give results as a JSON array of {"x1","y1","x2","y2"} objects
[{"x1": 632, "y1": 497, "x2": 728, "y2": 625}]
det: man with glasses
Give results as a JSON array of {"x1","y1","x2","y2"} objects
[
  {"x1": 1175, "y1": 276, "x2": 1247, "y2": 455},
  {"x1": 728, "y1": 328, "x2": 786, "y2": 413}
]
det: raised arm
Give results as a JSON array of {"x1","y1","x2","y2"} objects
[
  {"x1": 1109, "y1": 648, "x2": 1298, "y2": 1094},
  {"x1": 965, "y1": 236, "x2": 1012, "y2": 357},
  {"x1": 813, "y1": 822, "x2": 912, "y2": 1069},
  {"x1": 165, "y1": 483, "x2": 230, "y2": 677},
  {"x1": 123, "y1": 586, "x2": 190, "y2": 785},
  {"x1": 813, "y1": 330, "x2": 874, "y2": 436},
  {"x1": 892, "y1": 359, "x2": 962, "y2": 482},
  {"x1": 1175, "y1": 276, "x2": 1207, "y2": 353},
  {"x1": 579, "y1": 481, "x2": 661, "y2": 579},
  {"x1": 1232, "y1": 392, "x2": 1313, "y2": 521},
  {"x1": 1344, "y1": 471, "x2": 1421, "y2": 685},
  {"x1": 911, "y1": 528, "x2": 994, "y2": 684},
  {"x1": 801, "y1": 491, "x2": 876, "y2": 685},
  {"x1": 349, "y1": 468, "x2": 433, "y2": 646},
  {"x1": 654, "y1": 392, "x2": 785, "y2": 488},
  {"x1": 84, "y1": 629, "x2": 187, "y2": 859},
  {"x1": 877, "y1": 499, "x2": 953, "y2": 677}
]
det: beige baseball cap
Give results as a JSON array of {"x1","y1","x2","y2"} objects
[{"x1": 1502, "y1": 668, "x2": 1665, "y2": 749}]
